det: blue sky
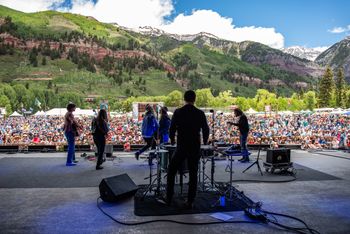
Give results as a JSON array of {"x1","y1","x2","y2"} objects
[
  {"x1": 171, "y1": 0, "x2": 350, "y2": 48},
  {"x1": 1, "y1": 0, "x2": 349, "y2": 49}
]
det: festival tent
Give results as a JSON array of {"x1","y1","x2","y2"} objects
[
  {"x1": 9, "y1": 111, "x2": 23, "y2": 117},
  {"x1": 34, "y1": 111, "x2": 46, "y2": 116},
  {"x1": 74, "y1": 108, "x2": 95, "y2": 116},
  {"x1": 330, "y1": 109, "x2": 347, "y2": 115},
  {"x1": 314, "y1": 108, "x2": 334, "y2": 112},
  {"x1": 246, "y1": 108, "x2": 257, "y2": 114},
  {"x1": 45, "y1": 108, "x2": 66, "y2": 116},
  {"x1": 278, "y1": 110, "x2": 294, "y2": 115},
  {"x1": 300, "y1": 110, "x2": 312, "y2": 113}
]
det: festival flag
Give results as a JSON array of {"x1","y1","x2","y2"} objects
[{"x1": 35, "y1": 98, "x2": 41, "y2": 108}]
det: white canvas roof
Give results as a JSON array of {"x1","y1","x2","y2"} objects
[
  {"x1": 34, "y1": 111, "x2": 46, "y2": 116},
  {"x1": 75, "y1": 108, "x2": 95, "y2": 116},
  {"x1": 246, "y1": 108, "x2": 257, "y2": 114},
  {"x1": 45, "y1": 108, "x2": 95, "y2": 116},
  {"x1": 45, "y1": 108, "x2": 66, "y2": 116},
  {"x1": 9, "y1": 111, "x2": 23, "y2": 117}
]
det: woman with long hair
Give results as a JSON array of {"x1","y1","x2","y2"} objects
[
  {"x1": 63, "y1": 103, "x2": 81, "y2": 166},
  {"x1": 92, "y1": 109, "x2": 109, "y2": 170},
  {"x1": 228, "y1": 107, "x2": 250, "y2": 162}
]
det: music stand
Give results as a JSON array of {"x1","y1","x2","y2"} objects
[{"x1": 242, "y1": 145, "x2": 263, "y2": 176}]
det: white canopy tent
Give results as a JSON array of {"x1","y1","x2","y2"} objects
[
  {"x1": 330, "y1": 108, "x2": 347, "y2": 115},
  {"x1": 300, "y1": 110, "x2": 312, "y2": 113},
  {"x1": 44, "y1": 108, "x2": 95, "y2": 116},
  {"x1": 278, "y1": 110, "x2": 294, "y2": 115},
  {"x1": 246, "y1": 108, "x2": 257, "y2": 114},
  {"x1": 45, "y1": 108, "x2": 66, "y2": 116},
  {"x1": 34, "y1": 111, "x2": 46, "y2": 116},
  {"x1": 75, "y1": 108, "x2": 95, "y2": 116},
  {"x1": 9, "y1": 111, "x2": 23, "y2": 117},
  {"x1": 314, "y1": 108, "x2": 334, "y2": 112}
]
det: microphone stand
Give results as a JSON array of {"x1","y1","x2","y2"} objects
[
  {"x1": 141, "y1": 105, "x2": 164, "y2": 200},
  {"x1": 210, "y1": 110, "x2": 215, "y2": 190},
  {"x1": 242, "y1": 138, "x2": 263, "y2": 176}
]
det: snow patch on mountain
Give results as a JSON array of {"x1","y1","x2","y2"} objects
[{"x1": 281, "y1": 46, "x2": 328, "y2": 61}]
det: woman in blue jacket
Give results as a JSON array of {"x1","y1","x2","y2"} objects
[{"x1": 135, "y1": 104, "x2": 159, "y2": 160}]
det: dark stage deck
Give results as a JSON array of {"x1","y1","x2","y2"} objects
[{"x1": 0, "y1": 150, "x2": 350, "y2": 233}]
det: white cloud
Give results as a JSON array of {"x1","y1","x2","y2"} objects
[
  {"x1": 328, "y1": 25, "x2": 350, "y2": 33},
  {"x1": 160, "y1": 10, "x2": 284, "y2": 49},
  {"x1": 68, "y1": 0, "x2": 174, "y2": 28},
  {"x1": 0, "y1": 0, "x2": 62, "y2": 12},
  {"x1": 0, "y1": 0, "x2": 284, "y2": 48}
]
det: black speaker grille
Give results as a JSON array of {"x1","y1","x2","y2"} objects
[{"x1": 99, "y1": 173, "x2": 138, "y2": 202}]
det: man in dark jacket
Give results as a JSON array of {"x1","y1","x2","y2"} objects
[
  {"x1": 228, "y1": 107, "x2": 250, "y2": 162},
  {"x1": 166, "y1": 90, "x2": 209, "y2": 208},
  {"x1": 159, "y1": 106, "x2": 171, "y2": 144}
]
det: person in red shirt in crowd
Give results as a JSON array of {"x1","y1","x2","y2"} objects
[
  {"x1": 124, "y1": 142, "x2": 131, "y2": 152},
  {"x1": 33, "y1": 135, "x2": 40, "y2": 144}
]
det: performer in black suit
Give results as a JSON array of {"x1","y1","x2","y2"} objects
[{"x1": 166, "y1": 90, "x2": 209, "y2": 208}]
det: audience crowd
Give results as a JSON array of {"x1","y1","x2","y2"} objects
[{"x1": 0, "y1": 112, "x2": 349, "y2": 150}]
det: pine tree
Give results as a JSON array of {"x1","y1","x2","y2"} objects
[
  {"x1": 318, "y1": 67, "x2": 335, "y2": 107},
  {"x1": 42, "y1": 56, "x2": 47, "y2": 66},
  {"x1": 335, "y1": 68, "x2": 346, "y2": 108},
  {"x1": 29, "y1": 48, "x2": 38, "y2": 67}
]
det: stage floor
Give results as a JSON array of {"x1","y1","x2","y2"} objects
[{"x1": 1, "y1": 150, "x2": 350, "y2": 233}]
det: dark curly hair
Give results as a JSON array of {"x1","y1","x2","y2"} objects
[{"x1": 66, "y1": 103, "x2": 76, "y2": 112}]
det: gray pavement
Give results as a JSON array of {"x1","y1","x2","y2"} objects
[{"x1": 0, "y1": 150, "x2": 350, "y2": 234}]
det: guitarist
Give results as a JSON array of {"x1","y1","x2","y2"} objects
[
  {"x1": 63, "y1": 103, "x2": 81, "y2": 166},
  {"x1": 227, "y1": 107, "x2": 250, "y2": 162}
]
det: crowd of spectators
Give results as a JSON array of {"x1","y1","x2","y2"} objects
[
  {"x1": 0, "y1": 112, "x2": 349, "y2": 150},
  {"x1": 210, "y1": 113, "x2": 350, "y2": 150}
]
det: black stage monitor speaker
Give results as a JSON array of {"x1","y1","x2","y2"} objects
[
  {"x1": 266, "y1": 148, "x2": 291, "y2": 164},
  {"x1": 99, "y1": 173, "x2": 138, "y2": 202}
]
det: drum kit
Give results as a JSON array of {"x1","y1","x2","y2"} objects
[{"x1": 141, "y1": 142, "x2": 243, "y2": 206}]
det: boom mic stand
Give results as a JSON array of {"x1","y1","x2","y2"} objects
[
  {"x1": 141, "y1": 105, "x2": 164, "y2": 200},
  {"x1": 242, "y1": 140, "x2": 263, "y2": 176},
  {"x1": 209, "y1": 110, "x2": 216, "y2": 190}
]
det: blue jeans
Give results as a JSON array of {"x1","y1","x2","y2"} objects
[
  {"x1": 160, "y1": 133, "x2": 169, "y2": 144},
  {"x1": 240, "y1": 132, "x2": 249, "y2": 158},
  {"x1": 65, "y1": 131, "x2": 75, "y2": 164}
]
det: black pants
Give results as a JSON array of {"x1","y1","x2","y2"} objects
[
  {"x1": 167, "y1": 147, "x2": 200, "y2": 203},
  {"x1": 138, "y1": 137, "x2": 156, "y2": 154},
  {"x1": 93, "y1": 135, "x2": 106, "y2": 167}
]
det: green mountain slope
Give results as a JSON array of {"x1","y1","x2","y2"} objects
[
  {"x1": 0, "y1": 4, "x2": 321, "y2": 103},
  {"x1": 315, "y1": 37, "x2": 350, "y2": 81}
]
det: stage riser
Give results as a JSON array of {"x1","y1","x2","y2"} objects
[{"x1": 0, "y1": 144, "x2": 302, "y2": 153}]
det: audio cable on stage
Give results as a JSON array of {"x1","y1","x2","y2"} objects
[
  {"x1": 97, "y1": 197, "x2": 260, "y2": 226},
  {"x1": 96, "y1": 197, "x2": 319, "y2": 233}
]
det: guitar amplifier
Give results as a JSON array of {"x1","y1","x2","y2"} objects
[{"x1": 266, "y1": 148, "x2": 290, "y2": 164}]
